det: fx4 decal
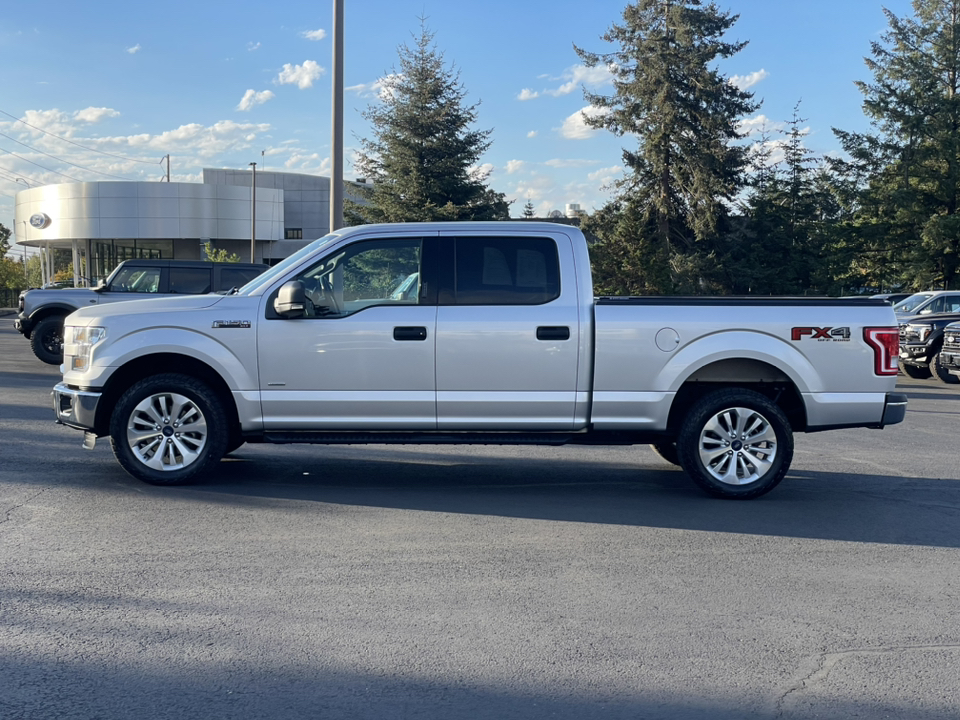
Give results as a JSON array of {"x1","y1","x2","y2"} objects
[{"x1": 791, "y1": 326, "x2": 851, "y2": 342}]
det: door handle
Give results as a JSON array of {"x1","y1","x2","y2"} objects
[
  {"x1": 394, "y1": 326, "x2": 428, "y2": 341},
  {"x1": 537, "y1": 326, "x2": 570, "y2": 341}
]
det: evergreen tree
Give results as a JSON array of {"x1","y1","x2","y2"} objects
[
  {"x1": 522, "y1": 200, "x2": 535, "y2": 219},
  {"x1": 835, "y1": 0, "x2": 960, "y2": 290},
  {"x1": 347, "y1": 22, "x2": 510, "y2": 224},
  {"x1": 576, "y1": 0, "x2": 759, "y2": 294}
]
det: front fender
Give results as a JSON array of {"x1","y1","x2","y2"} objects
[{"x1": 69, "y1": 326, "x2": 258, "y2": 391}]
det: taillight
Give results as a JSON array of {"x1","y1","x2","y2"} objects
[{"x1": 863, "y1": 327, "x2": 899, "y2": 375}]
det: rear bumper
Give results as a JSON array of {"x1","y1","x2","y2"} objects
[
  {"x1": 882, "y1": 392, "x2": 908, "y2": 426},
  {"x1": 53, "y1": 382, "x2": 101, "y2": 432}
]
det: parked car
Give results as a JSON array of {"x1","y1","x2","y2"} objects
[
  {"x1": 871, "y1": 292, "x2": 912, "y2": 305},
  {"x1": 939, "y1": 322, "x2": 960, "y2": 380},
  {"x1": 894, "y1": 290, "x2": 960, "y2": 317},
  {"x1": 52, "y1": 221, "x2": 905, "y2": 500},
  {"x1": 16, "y1": 259, "x2": 267, "y2": 364},
  {"x1": 898, "y1": 311, "x2": 960, "y2": 382}
]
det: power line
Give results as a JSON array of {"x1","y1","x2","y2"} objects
[
  {"x1": 0, "y1": 147, "x2": 83, "y2": 182},
  {"x1": 0, "y1": 164, "x2": 43, "y2": 186},
  {"x1": 0, "y1": 129, "x2": 135, "y2": 181},
  {"x1": 0, "y1": 108, "x2": 160, "y2": 165}
]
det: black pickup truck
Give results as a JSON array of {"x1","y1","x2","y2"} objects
[
  {"x1": 16, "y1": 259, "x2": 267, "y2": 364},
  {"x1": 898, "y1": 312, "x2": 960, "y2": 383}
]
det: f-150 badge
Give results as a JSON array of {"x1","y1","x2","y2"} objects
[
  {"x1": 791, "y1": 326, "x2": 851, "y2": 341},
  {"x1": 212, "y1": 320, "x2": 251, "y2": 329}
]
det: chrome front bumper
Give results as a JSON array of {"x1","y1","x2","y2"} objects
[{"x1": 53, "y1": 382, "x2": 101, "y2": 431}]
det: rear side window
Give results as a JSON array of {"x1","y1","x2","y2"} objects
[
  {"x1": 220, "y1": 267, "x2": 263, "y2": 290},
  {"x1": 453, "y1": 237, "x2": 560, "y2": 305},
  {"x1": 169, "y1": 268, "x2": 211, "y2": 294}
]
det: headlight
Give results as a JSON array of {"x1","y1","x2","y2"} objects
[
  {"x1": 906, "y1": 324, "x2": 932, "y2": 342},
  {"x1": 64, "y1": 325, "x2": 106, "y2": 372}
]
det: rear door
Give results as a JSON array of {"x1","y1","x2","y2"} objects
[{"x1": 434, "y1": 231, "x2": 582, "y2": 430}]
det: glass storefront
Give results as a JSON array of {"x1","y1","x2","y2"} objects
[{"x1": 92, "y1": 240, "x2": 174, "y2": 283}]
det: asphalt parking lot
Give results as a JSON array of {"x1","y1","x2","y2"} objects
[{"x1": 1, "y1": 321, "x2": 959, "y2": 720}]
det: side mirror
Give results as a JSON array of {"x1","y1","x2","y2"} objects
[{"x1": 274, "y1": 280, "x2": 306, "y2": 318}]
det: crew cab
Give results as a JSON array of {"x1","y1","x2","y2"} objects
[
  {"x1": 52, "y1": 222, "x2": 906, "y2": 499},
  {"x1": 16, "y1": 259, "x2": 267, "y2": 364},
  {"x1": 898, "y1": 312, "x2": 960, "y2": 383}
]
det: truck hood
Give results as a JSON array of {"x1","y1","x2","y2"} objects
[
  {"x1": 24, "y1": 287, "x2": 99, "y2": 305},
  {"x1": 66, "y1": 294, "x2": 226, "y2": 323},
  {"x1": 899, "y1": 311, "x2": 960, "y2": 326}
]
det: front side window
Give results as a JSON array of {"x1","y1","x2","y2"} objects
[
  {"x1": 453, "y1": 236, "x2": 560, "y2": 305},
  {"x1": 294, "y1": 238, "x2": 422, "y2": 318},
  {"x1": 108, "y1": 266, "x2": 162, "y2": 293}
]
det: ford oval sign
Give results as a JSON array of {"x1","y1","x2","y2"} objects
[{"x1": 29, "y1": 213, "x2": 51, "y2": 229}]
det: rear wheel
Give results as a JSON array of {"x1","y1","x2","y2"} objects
[
  {"x1": 932, "y1": 351, "x2": 960, "y2": 384},
  {"x1": 109, "y1": 373, "x2": 227, "y2": 485},
  {"x1": 900, "y1": 361, "x2": 932, "y2": 379},
  {"x1": 30, "y1": 315, "x2": 65, "y2": 365},
  {"x1": 677, "y1": 388, "x2": 793, "y2": 500}
]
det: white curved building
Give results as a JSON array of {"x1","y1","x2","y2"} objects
[{"x1": 13, "y1": 169, "x2": 336, "y2": 286}]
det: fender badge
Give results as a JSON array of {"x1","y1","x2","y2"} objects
[{"x1": 212, "y1": 320, "x2": 251, "y2": 329}]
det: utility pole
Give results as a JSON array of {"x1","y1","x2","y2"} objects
[
  {"x1": 249, "y1": 162, "x2": 257, "y2": 262},
  {"x1": 330, "y1": 0, "x2": 344, "y2": 231},
  {"x1": 161, "y1": 154, "x2": 170, "y2": 181}
]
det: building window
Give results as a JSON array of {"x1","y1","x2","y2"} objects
[{"x1": 285, "y1": 228, "x2": 303, "y2": 240}]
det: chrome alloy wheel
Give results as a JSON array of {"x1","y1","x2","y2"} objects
[
  {"x1": 698, "y1": 406, "x2": 778, "y2": 486},
  {"x1": 126, "y1": 392, "x2": 208, "y2": 472}
]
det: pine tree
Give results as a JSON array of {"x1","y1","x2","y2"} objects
[
  {"x1": 347, "y1": 22, "x2": 510, "y2": 224},
  {"x1": 522, "y1": 200, "x2": 535, "y2": 219},
  {"x1": 836, "y1": 0, "x2": 960, "y2": 290},
  {"x1": 576, "y1": 0, "x2": 759, "y2": 294}
]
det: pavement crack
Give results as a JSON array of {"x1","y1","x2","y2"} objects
[
  {"x1": 774, "y1": 643, "x2": 960, "y2": 718},
  {"x1": 0, "y1": 487, "x2": 49, "y2": 528}
]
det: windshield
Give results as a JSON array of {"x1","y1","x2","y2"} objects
[
  {"x1": 235, "y1": 232, "x2": 343, "y2": 296},
  {"x1": 894, "y1": 292, "x2": 934, "y2": 314}
]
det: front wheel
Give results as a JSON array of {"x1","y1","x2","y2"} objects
[
  {"x1": 676, "y1": 389, "x2": 793, "y2": 500},
  {"x1": 931, "y1": 352, "x2": 960, "y2": 384},
  {"x1": 900, "y1": 361, "x2": 932, "y2": 379},
  {"x1": 30, "y1": 315, "x2": 65, "y2": 365},
  {"x1": 109, "y1": 374, "x2": 227, "y2": 485}
]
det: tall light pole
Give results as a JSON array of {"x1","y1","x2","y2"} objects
[
  {"x1": 15, "y1": 181, "x2": 29, "y2": 281},
  {"x1": 330, "y1": 0, "x2": 344, "y2": 231},
  {"x1": 249, "y1": 162, "x2": 257, "y2": 262}
]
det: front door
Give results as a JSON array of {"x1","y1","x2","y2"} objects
[{"x1": 258, "y1": 234, "x2": 438, "y2": 430}]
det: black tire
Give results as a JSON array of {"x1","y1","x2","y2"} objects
[
  {"x1": 900, "y1": 361, "x2": 932, "y2": 379},
  {"x1": 109, "y1": 373, "x2": 227, "y2": 486},
  {"x1": 676, "y1": 388, "x2": 793, "y2": 500},
  {"x1": 651, "y1": 442, "x2": 681, "y2": 466},
  {"x1": 931, "y1": 351, "x2": 960, "y2": 384},
  {"x1": 30, "y1": 315, "x2": 65, "y2": 365}
]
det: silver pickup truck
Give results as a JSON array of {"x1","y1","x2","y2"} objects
[{"x1": 53, "y1": 222, "x2": 906, "y2": 499}]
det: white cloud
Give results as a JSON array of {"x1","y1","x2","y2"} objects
[
  {"x1": 506, "y1": 160, "x2": 526, "y2": 174},
  {"x1": 730, "y1": 69, "x2": 769, "y2": 91},
  {"x1": 527, "y1": 130, "x2": 538, "y2": 138},
  {"x1": 248, "y1": 41, "x2": 261, "y2": 52},
  {"x1": 544, "y1": 158, "x2": 599, "y2": 168},
  {"x1": 587, "y1": 165, "x2": 623, "y2": 185},
  {"x1": 517, "y1": 88, "x2": 539, "y2": 101},
  {"x1": 469, "y1": 163, "x2": 494, "y2": 181},
  {"x1": 236, "y1": 89, "x2": 275, "y2": 111},
  {"x1": 301, "y1": 28, "x2": 327, "y2": 41},
  {"x1": 545, "y1": 64, "x2": 614, "y2": 97},
  {"x1": 560, "y1": 105, "x2": 607, "y2": 140},
  {"x1": 737, "y1": 114, "x2": 786, "y2": 137},
  {"x1": 126, "y1": 44, "x2": 141, "y2": 54},
  {"x1": 347, "y1": 74, "x2": 402, "y2": 100},
  {"x1": 73, "y1": 107, "x2": 120, "y2": 124},
  {"x1": 276, "y1": 60, "x2": 325, "y2": 89}
]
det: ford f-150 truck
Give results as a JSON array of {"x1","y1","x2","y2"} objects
[
  {"x1": 52, "y1": 222, "x2": 906, "y2": 499},
  {"x1": 16, "y1": 259, "x2": 267, "y2": 365}
]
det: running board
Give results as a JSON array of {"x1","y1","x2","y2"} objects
[{"x1": 258, "y1": 430, "x2": 661, "y2": 446}]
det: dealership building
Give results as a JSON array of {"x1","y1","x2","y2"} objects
[{"x1": 12, "y1": 168, "x2": 345, "y2": 287}]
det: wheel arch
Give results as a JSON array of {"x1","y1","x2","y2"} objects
[
  {"x1": 665, "y1": 358, "x2": 807, "y2": 435},
  {"x1": 94, "y1": 354, "x2": 241, "y2": 438}
]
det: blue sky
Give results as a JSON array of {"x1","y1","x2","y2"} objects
[{"x1": 0, "y1": 0, "x2": 915, "y2": 242}]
